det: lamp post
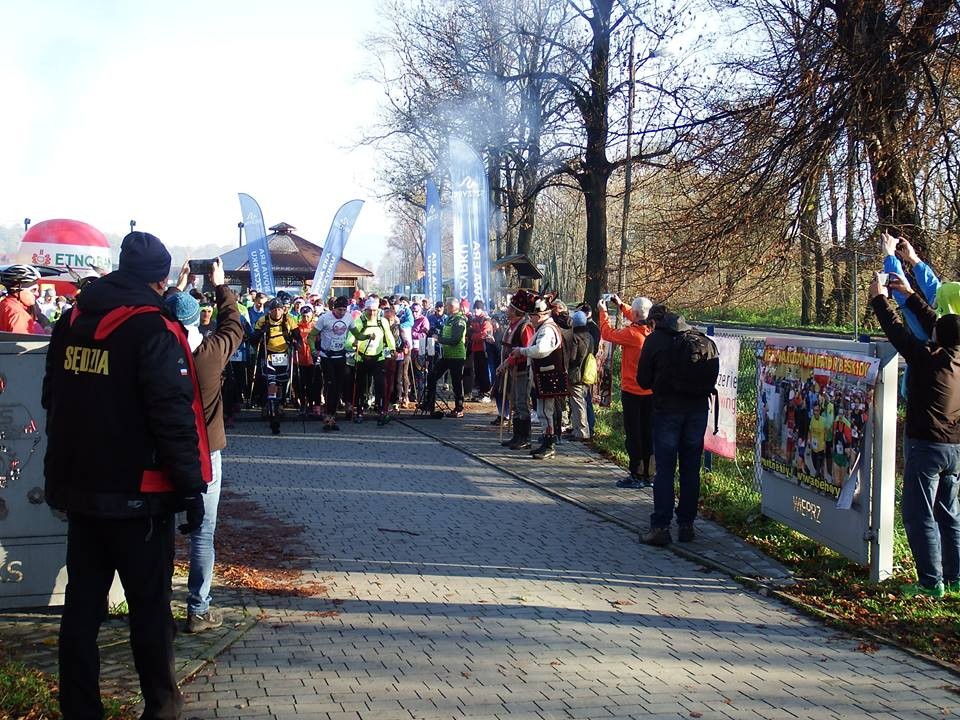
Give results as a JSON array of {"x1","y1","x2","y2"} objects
[
  {"x1": 129, "y1": 219, "x2": 136, "y2": 235},
  {"x1": 238, "y1": 222, "x2": 244, "y2": 248}
]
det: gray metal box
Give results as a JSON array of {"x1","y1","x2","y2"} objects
[{"x1": 0, "y1": 337, "x2": 69, "y2": 609}]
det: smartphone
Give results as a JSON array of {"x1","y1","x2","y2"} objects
[
  {"x1": 876, "y1": 272, "x2": 889, "y2": 286},
  {"x1": 602, "y1": 293, "x2": 613, "y2": 302},
  {"x1": 188, "y1": 259, "x2": 215, "y2": 274}
]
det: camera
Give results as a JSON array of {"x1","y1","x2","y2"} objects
[
  {"x1": 876, "y1": 272, "x2": 890, "y2": 287},
  {"x1": 188, "y1": 259, "x2": 215, "y2": 274},
  {"x1": 602, "y1": 293, "x2": 613, "y2": 302}
]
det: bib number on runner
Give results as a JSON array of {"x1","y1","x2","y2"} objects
[{"x1": 269, "y1": 353, "x2": 288, "y2": 366}]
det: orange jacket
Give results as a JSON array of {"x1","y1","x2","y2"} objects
[
  {"x1": 0, "y1": 296, "x2": 36, "y2": 334},
  {"x1": 598, "y1": 303, "x2": 652, "y2": 397}
]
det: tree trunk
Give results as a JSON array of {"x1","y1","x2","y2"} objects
[
  {"x1": 488, "y1": 151, "x2": 504, "y2": 263},
  {"x1": 503, "y1": 159, "x2": 517, "y2": 257},
  {"x1": 826, "y1": 163, "x2": 844, "y2": 325},
  {"x1": 799, "y1": 225, "x2": 812, "y2": 325},
  {"x1": 578, "y1": 0, "x2": 613, "y2": 306},
  {"x1": 843, "y1": 133, "x2": 857, "y2": 324},
  {"x1": 581, "y1": 168, "x2": 610, "y2": 305}
]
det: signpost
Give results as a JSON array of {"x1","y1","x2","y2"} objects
[{"x1": 755, "y1": 336, "x2": 896, "y2": 580}]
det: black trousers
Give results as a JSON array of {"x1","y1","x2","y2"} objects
[
  {"x1": 322, "y1": 356, "x2": 347, "y2": 416},
  {"x1": 59, "y1": 513, "x2": 180, "y2": 720},
  {"x1": 622, "y1": 391, "x2": 654, "y2": 477},
  {"x1": 472, "y1": 349, "x2": 491, "y2": 396},
  {"x1": 355, "y1": 358, "x2": 385, "y2": 414},
  {"x1": 425, "y1": 358, "x2": 465, "y2": 410}
]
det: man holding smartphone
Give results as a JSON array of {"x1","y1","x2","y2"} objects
[
  {"x1": 872, "y1": 271, "x2": 960, "y2": 598},
  {"x1": 170, "y1": 259, "x2": 244, "y2": 631}
]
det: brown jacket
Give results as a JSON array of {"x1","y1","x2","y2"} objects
[{"x1": 195, "y1": 285, "x2": 244, "y2": 452}]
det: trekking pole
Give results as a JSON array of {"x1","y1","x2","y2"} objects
[
  {"x1": 499, "y1": 369, "x2": 509, "y2": 443},
  {"x1": 349, "y1": 348, "x2": 360, "y2": 418},
  {"x1": 248, "y1": 334, "x2": 265, "y2": 408}
]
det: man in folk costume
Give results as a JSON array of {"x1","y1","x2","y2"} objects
[
  {"x1": 496, "y1": 289, "x2": 536, "y2": 450},
  {"x1": 510, "y1": 292, "x2": 568, "y2": 459}
]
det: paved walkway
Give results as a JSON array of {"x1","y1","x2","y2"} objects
[
  {"x1": 0, "y1": 576, "x2": 253, "y2": 700},
  {"x1": 180, "y1": 414, "x2": 959, "y2": 720},
  {"x1": 400, "y1": 410, "x2": 790, "y2": 583}
]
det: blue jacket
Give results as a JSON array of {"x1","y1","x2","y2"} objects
[{"x1": 883, "y1": 255, "x2": 940, "y2": 341}]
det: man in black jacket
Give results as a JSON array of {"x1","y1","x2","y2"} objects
[
  {"x1": 872, "y1": 272, "x2": 960, "y2": 598},
  {"x1": 636, "y1": 306, "x2": 718, "y2": 546},
  {"x1": 43, "y1": 231, "x2": 210, "y2": 719}
]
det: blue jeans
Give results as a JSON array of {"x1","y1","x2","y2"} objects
[
  {"x1": 901, "y1": 439, "x2": 960, "y2": 589},
  {"x1": 586, "y1": 389, "x2": 595, "y2": 434},
  {"x1": 188, "y1": 450, "x2": 221, "y2": 615},
  {"x1": 651, "y1": 408, "x2": 708, "y2": 529}
]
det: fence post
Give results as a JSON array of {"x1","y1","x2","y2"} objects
[
  {"x1": 703, "y1": 325, "x2": 714, "y2": 472},
  {"x1": 870, "y1": 341, "x2": 897, "y2": 582}
]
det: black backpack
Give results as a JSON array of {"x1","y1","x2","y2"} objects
[{"x1": 667, "y1": 330, "x2": 721, "y2": 432}]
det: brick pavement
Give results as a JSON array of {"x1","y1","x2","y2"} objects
[
  {"x1": 181, "y1": 416, "x2": 960, "y2": 720},
  {"x1": 401, "y1": 410, "x2": 791, "y2": 582},
  {"x1": 0, "y1": 576, "x2": 254, "y2": 701}
]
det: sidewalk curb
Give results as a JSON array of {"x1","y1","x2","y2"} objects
[
  {"x1": 177, "y1": 607, "x2": 260, "y2": 687},
  {"x1": 398, "y1": 416, "x2": 960, "y2": 681}
]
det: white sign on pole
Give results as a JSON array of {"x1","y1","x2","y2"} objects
[{"x1": 704, "y1": 336, "x2": 740, "y2": 459}]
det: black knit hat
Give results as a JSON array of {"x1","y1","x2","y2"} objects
[{"x1": 118, "y1": 231, "x2": 171, "y2": 284}]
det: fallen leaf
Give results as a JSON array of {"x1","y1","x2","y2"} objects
[
  {"x1": 461, "y1": 671, "x2": 471, "y2": 678},
  {"x1": 690, "y1": 712, "x2": 703, "y2": 718},
  {"x1": 855, "y1": 641, "x2": 879, "y2": 654}
]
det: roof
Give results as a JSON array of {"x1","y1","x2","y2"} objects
[
  {"x1": 220, "y1": 222, "x2": 374, "y2": 277},
  {"x1": 494, "y1": 253, "x2": 543, "y2": 279}
]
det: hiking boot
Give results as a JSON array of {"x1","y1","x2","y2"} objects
[
  {"x1": 640, "y1": 527, "x2": 672, "y2": 547},
  {"x1": 185, "y1": 608, "x2": 224, "y2": 634},
  {"x1": 636, "y1": 475, "x2": 653, "y2": 489},
  {"x1": 447, "y1": 408, "x2": 464, "y2": 418},
  {"x1": 616, "y1": 477, "x2": 641, "y2": 489},
  {"x1": 430, "y1": 410, "x2": 445, "y2": 419},
  {"x1": 900, "y1": 581, "x2": 945, "y2": 598},
  {"x1": 532, "y1": 436, "x2": 556, "y2": 459},
  {"x1": 530, "y1": 435, "x2": 550, "y2": 456},
  {"x1": 677, "y1": 523, "x2": 695, "y2": 542}
]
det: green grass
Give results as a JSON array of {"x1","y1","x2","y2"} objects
[
  {"x1": 0, "y1": 657, "x2": 137, "y2": 720},
  {"x1": 592, "y1": 351, "x2": 960, "y2": 664},
  {"x1": 688, "y1": 304, "x2": 857, "y2": 335}
]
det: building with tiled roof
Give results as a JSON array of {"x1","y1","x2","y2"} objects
[{"x1": 219, "y1": 222, "x2": 373, "y2": 296}]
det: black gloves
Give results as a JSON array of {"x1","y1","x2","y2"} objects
[{"x1": 179, "y1": 494, "x2": 205, "y2": 535}]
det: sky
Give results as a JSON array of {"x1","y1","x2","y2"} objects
[{"x1": 0, "y1": 0, "x2": 393, "y2": 270}]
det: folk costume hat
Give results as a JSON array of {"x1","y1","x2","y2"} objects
[
  {"x1": 532, "y1": 291, "x2": 559, "y2": 315},
  {"x1": 509, "y1": 288, "x2": 538, "y2": 314}
]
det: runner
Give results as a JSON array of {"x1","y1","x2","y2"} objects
[
  {"x1": 317, "y1": 296, "x2": 351, "y2": 431},
  {"x1": 251, "y1": 298, "x2": 299, "y2": 434}
]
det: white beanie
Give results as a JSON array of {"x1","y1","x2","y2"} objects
[
  {"x1": 364, "y1": 297, "x2": 378, "y2": 310},
  {"x1": 631, "y1": 297, "x2": 653, "y2": 321}
]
